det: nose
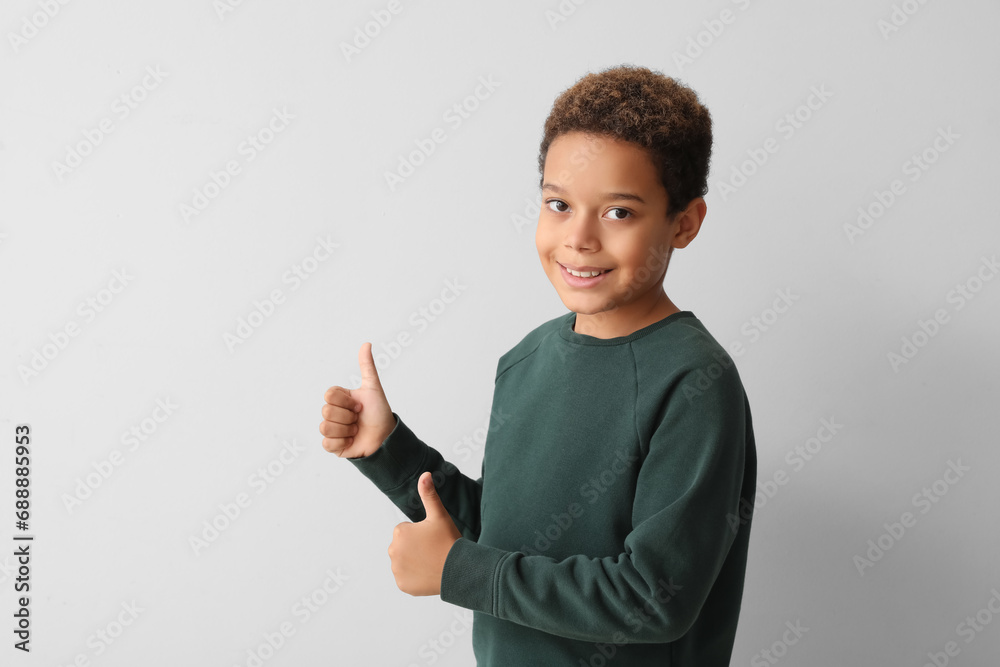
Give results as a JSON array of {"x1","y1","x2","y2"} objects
[{"x1": 563, "y1": 209, "x2": 601, "y2": 252}]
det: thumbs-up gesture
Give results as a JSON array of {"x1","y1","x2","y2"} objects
[
  {"x1": 387, "y1": 471, "x2": 462, "y2": 596},
  {"x1": 320, "y1": 342, "x2": 397, "y2": 459}
]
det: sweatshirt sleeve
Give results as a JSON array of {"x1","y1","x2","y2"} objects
[
  {"x1": 347, "y1": 411, "x2": 484, "y2": 541},
  {"x1": 438, "y1": 362, "x2": 750, "y2": 644}
]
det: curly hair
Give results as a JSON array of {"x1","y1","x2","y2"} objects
[{"x1": 537, "y1": 64, "x2": 713, "y2": 218}]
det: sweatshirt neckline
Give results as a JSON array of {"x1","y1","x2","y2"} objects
[{"x1": 558, "y1": 310, "x2": 695, "y2": 346}]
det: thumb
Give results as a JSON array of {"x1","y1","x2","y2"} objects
[
  {"x1": 358, "y1": 342, "x2": 384, "y2": 393},
  {"x1": 417, "y1": 472, "x2": 448, "y2": 521}
]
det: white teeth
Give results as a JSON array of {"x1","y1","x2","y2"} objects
[{"x1": 565, "y1": 266, "x2": 608, "y2": 278}]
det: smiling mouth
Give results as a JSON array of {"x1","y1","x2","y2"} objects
[
  {"x1": 558, "y1": 263, "x2": 612, "y2": 277},
  {"x1": 558, "y1": 263, "x2": 613, "y2": 288}
]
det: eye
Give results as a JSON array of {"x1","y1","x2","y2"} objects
[
  {"x1": 607, "y1": 207, "x2": 631, "y2": 221},
  {"x1": 545, "y1": 199, "x2": 569, "y2": 213}
]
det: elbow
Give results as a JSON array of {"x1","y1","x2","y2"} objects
[
  {"x1": 662, "y1": 610, "x2": 698, "y2": 643},
  {"x1": 624, "y1": 591, "x2": 700, "y2": 644},
  {"x1": 647, "y1": 610, "x2": 697, "y2": 644}
]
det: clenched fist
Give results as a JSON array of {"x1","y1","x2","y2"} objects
[
  {"x1": 320, "y1": 342, "x2": 397, "y2": 459},
  {"x1": 388, "y1": 471, "x2": 462, "y2": 596}
]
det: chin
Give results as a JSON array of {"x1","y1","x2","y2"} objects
[{"x1": 557, "y1": 293, "x2": 601, "y2": 313}]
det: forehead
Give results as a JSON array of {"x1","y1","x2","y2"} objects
[{"x1": 544, "y1": 131, "x2": 662, "y2": 196}]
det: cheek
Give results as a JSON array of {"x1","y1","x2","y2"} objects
[
  {"x1": 626, "y1": 234, "x2": 666, "y2": 273},
  {"x1": 535, "y1": 228, "x2": 554, "y2": 259},
  {"x1": 615, "y1": 249, "x2": 657, "y2": 285}
]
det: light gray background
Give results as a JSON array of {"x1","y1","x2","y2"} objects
[{"x1": 2, "y1": 0, "x2": 999, "y2": 665}]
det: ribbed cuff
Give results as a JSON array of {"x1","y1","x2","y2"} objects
[
  {"x1": 347, "y1": 412, "x2": 428, "y2": 492},
  {"x1": 440, "y1": 537, "x2": 513, "y2": 616}
]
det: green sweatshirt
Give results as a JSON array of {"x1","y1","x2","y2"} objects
[{"x1": 349, "y1": 310, "x2": 757, "y2": 665}]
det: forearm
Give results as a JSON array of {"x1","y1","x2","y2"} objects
[{"x1": 349, "y1": 412, "x2": 484, "y2": 539}]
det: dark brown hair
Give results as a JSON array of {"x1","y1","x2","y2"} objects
[{"x1": 538, "y1": 64, "x2": 713, "y2": 218}]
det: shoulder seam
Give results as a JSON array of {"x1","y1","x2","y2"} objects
[
  {"x1": 495, "y1": 317, "x2": 562, "y2": 383},
  {"x1": 496, "y1": 333, "x2": 546, "y2": 384},
  {"x1": 628, "y1": 342, "x2": 644, "y2": 459}
]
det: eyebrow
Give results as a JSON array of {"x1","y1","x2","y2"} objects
[{"x1": 542, "y1": 183, "x2": 646, "y2": 205}]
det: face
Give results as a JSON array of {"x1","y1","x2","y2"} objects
[{"x1": 535, "y1": 131, "x2": 705, "y2": 339}]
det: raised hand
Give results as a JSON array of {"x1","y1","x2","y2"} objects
[{"x1": 320, "y1": 342, "x2": 397, "y2": 459}]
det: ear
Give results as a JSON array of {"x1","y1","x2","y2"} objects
[{"x1": 669, "y1": 197, "x2": 707, "y2": 250}]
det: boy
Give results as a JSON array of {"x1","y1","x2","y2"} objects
[{"x1": 320, "y1": 64, "x2": 757, "y2": 666}]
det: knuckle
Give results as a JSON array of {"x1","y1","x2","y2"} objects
[{"x1": 323, "y1": 438, "x2": 345, "y2": 455}]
